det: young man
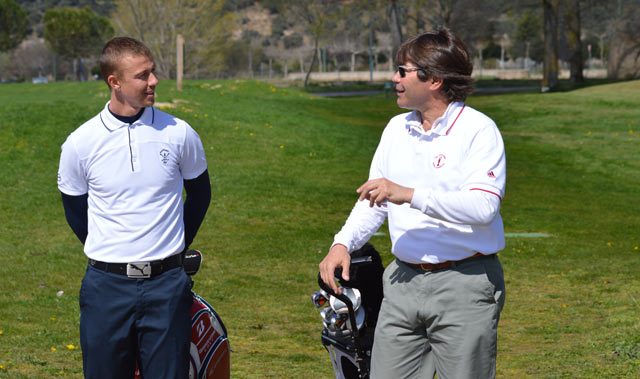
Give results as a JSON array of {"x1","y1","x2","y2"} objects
[
  {"x1": 58, "y1": 37, "x2": 211, "y2": 378},
  {"x1": 320, "y1": 28, "x2": 506, "y2": 378}
]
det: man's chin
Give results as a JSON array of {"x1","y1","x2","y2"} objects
[{"x1": 396, "y1": 100, "x2": 410, "y2": 110}]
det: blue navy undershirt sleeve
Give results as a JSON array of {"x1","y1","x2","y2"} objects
[
  {"x1": 61, "y1": 192, "x2": 88, "y2": 244},
  {"x1": 183, "y1": 169, "x2": 211, "y2": 249}
]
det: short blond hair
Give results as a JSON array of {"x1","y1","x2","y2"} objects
[{"x1": 99, "y1": 37, "x2": 153, "y2": 87}]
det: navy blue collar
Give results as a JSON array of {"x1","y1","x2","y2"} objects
[{"x1": 108, "y1": 107, "x2": 145, "y2": 124}]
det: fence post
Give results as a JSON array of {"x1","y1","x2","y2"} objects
[{"x1": 177, "y1": 34, "x2": 184, "y2": 91}]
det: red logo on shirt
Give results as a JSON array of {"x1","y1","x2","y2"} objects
[
  {"x1": 488, "y1": 171, "x2": 496, "y2": 178},
  {"x1": 433, "y1": 154, "x2": 446, "y2": 168}
]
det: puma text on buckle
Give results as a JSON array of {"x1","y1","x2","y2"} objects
[{"x1": 126, "y1": 262, "x2": 152, "y2": 278}]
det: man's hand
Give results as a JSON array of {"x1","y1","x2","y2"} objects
[
  {"x1": 319, "y1": 244, "x2": 351, "y2": 295},
  {"x1": 357, "y1": 178, "x2": 414, "y2": 207}
]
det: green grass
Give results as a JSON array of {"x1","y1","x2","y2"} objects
[
  {"x1": 0, "y1": 78, "x2": 639, "y2": 378},
  {"x1": 300, "y1": 78, "x2": 624, "y2": 94}
]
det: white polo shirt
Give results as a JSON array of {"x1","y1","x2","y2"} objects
[
  {"x1": 333, "y1": 101, "x2": 506, "y2": 263},
  {"x1": 58, "y1": 102, "x2": 207, "y2": 263}
]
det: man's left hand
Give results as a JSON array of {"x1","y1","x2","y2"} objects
[{"x1": 357, "y1": 178, "x2": 414, "y2": 207}]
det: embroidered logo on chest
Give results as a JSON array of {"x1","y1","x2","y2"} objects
[
  {"x1": 432, "y1": 154, "x2": 446, "y2": 168},
  {"x1": 159, "y1": 149, "x2": 170, "y2": 165}
]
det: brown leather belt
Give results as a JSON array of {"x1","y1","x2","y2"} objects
[{"x1": 404, "y1": 252, "x2": 486, "y2": 271}]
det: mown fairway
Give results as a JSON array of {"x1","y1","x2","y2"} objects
[{"x1": 0, "y1": 79, "x2": 638, "y2": 377}]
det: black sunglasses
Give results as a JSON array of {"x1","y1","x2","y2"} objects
[{"x1": 397, "y1": 65, "x2": 422, "y2": 78}]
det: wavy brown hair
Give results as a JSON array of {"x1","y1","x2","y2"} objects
[{"x1": 395, "y1": 28, "x2": 474, "y2": 102}]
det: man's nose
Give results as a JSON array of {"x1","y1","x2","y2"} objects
[
  {"x1": 392, "y1": 70, "x2": 401, "y2": 83},
  {"x1": 149, "y1": 72, "x2": 159, "y2": 86}
]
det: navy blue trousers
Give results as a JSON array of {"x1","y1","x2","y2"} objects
[{"x1": 79, "y1": 265, "x2": 193, "y2": 379}]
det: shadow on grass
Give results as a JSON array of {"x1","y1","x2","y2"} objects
[
  {"x1": 554, "y1": 78, "x2": 632, "y2": 92},
  {"x1": 296, "y1": 77, "x2": 634, "y2": 97}
]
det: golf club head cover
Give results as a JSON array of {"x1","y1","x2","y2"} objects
[{"x1": 183, "y1": 250, "x2": 202, "y2": 276}]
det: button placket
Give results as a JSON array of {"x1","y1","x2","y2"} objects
[{"x1": 128, "y1": 124, "x2": 141, "y2": 171}]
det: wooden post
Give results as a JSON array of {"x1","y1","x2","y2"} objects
[{"x1": 177, "y1": 34, "x2": 184, "y2": 91}]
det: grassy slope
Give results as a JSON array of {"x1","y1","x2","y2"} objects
[
  {"x1": 0, "y1": 79, "x2": 638, "y2": 377},
  {"x1": 471, "y1": 81, "x2": 640, "y2": 377}
]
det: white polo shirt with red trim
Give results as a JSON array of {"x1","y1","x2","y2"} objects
[
  {"x1": 58, "y1": 102, "x2": 207, "y2": 263},
  {"x1": 333, "y1": 101, "x2": 506, "y2": 263}
]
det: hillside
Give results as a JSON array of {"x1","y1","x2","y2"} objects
[{"x1": 17, "y1": 0, "x2": 116, "y2": 34}]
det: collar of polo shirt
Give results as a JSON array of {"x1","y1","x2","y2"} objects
[
  {"x1": 100, "y1": 101, "x2": 155, "y2": 131},
  {"x1": 406, "y1": 101, "x2": 465, "y2": 136}
]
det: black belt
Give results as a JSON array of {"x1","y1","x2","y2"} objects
[{"x1": 89, "y1": 252, "x2": 184, "y2": 278}]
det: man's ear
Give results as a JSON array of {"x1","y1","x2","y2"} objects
[
  {"x1": 429, "y1": 77, "x2": 443, "y2": 91},
  {"x1": 107, "y1": 74, "x2": 119, "y2": 91}
]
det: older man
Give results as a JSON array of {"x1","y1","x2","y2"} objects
[{"x1": 320, "y1": 28, "x2": 506, "y2": 379}]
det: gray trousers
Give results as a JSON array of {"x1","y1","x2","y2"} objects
[{"x1": 370, "y1": 254, "x2": 505, "y2": 379}]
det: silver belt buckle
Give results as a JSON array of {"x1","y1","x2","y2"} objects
[{"x1": 126, "y1": 262, "x2": 151, "y2": 278}]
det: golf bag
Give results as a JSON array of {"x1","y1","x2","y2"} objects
[
  {"x1": 135, "y1": 250, "x2": 230, "y2": 379},
  {"x1": 314, "y1": 243, "x2": 384, "y2": 379},
  {"x1": 188, "y1": 292, "x2": 230, "y2": 378}
]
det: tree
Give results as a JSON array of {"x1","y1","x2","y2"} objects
[
  {"x1": 386, "y1": 0, "x2": 404, "y2": 65},
  {"x1": 405, "y1": 0, "x2": 429, "y2": 36},
  {"x1": 514, "y1": 10, "x2": 544, "y2": 64},
  {"x1": 542, "y1": 0, "x2": 560, "y2": 91},
  {"x1": 565, "y1": 0, "x2": 584, "y2": 82},
  {"x1": 14, "y1": 0, "x2": 116, "y2": 36},
  {"x1": 111, "y1": 0, "x2": 235, "y2": 79},
  {"x1": 0, "y1": 0, "x2": 28, "y2": 52},
  {"x1": 2, "y1": 37, "x2": 53, "y2": 81},
  {"x1": 400, "y1": 0, "x2": 504, "y2": 65},
  {"x1": 603, "y1": 0, "x2": 640, "y2": 79},
  {"x1": 328, "y1": 3, "x2": 368, "y2": 72},
  {"x1": 43, "y1": 7, "x2": 114, "y2": 81},
  {"x1": 277, "y1": 0, "x2": 340, "y2": 86},
  {"x1": 283, "y1": 33, "x2": 303, "y2": 50},
  {"x1": 241, "y1": 29, "x2": 264, "y2": 78}
]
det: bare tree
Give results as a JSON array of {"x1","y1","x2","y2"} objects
[
  {"x1": 329, "y1": 3, "x2": 368, "y2": 72},
  {"x1": 542, "y1": 0, "x2": 560, "y2": 90},
  {"x1": 565, "y1": 0, "x2": 584, "y2": 82},
  {"x1": 514, "y1": 8, "x2": 543, "y2": 65},
  {"x1": 387, "y1": 0, "x2": 404, "y2": 65},
  {"x1": 1, "y1": 37, "x2": 57, "y2": 81},
  {"x1": 605, "y1": 0, "x2": 640, "y2": 79},
  {"x1": 278, "y1": 30, "x2": 307, "y2": 75},
  {"x1": 425, "y1": 0, "x2": 456, "y2": 25},
  {"x1": 112, "y1": 0, "x2": 235, "y2": 79},
  {"x1": 328, "y1": 37, "x2": 365, "y2": 72},
  {"x1": 405, "y1": 0, "x2": 429, "y2": 35},
  {"x1": 376, "y1": 32, "x2": 394, "y2": 71},
  {"x1": 402, "y1": 0, "x2": 504, "y2": 64},
  {"x1": 278, "y1": 0, "x2": 340, "y2": 86}
]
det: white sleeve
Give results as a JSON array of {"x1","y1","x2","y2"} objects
[
  {"x1": 57, "y1": 137, "x2": 88, "y2": 196},
  {"x1": 410, "y1": 188, "x2": 501, "y2": 225},
  {"x1": 181, "y1": 123, "x2": 208, "y2": 180},
  {"x1": 332, "y1": 200, "x2": 387, "y2": 253},
  {"x1": 461, "y1": 122, "x2": 506, "y2": 197},
  {"x1": 409, "y1": 122, "x2": 505, "y2": 225}
]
